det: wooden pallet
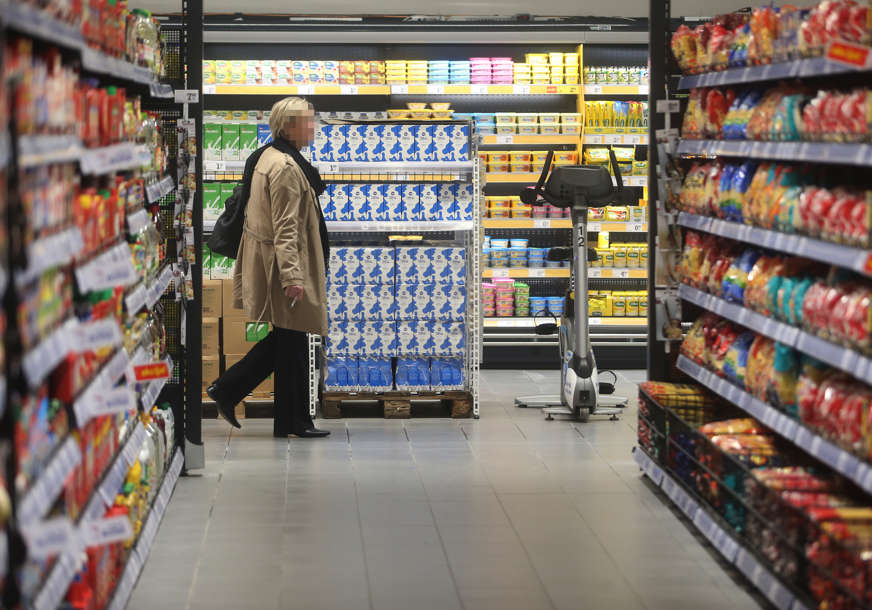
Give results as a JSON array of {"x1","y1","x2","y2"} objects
[{"x1": 321, "y1": 390, "x2": 472, "y2": 419}]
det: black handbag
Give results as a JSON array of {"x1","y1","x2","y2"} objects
[{"x1": 206, "y1": 183, "x2": 246, "y2": 259}]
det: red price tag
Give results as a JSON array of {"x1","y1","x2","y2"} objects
[
  {"x1": 133, "y1": 362, "x2": 170, "y2": 381},
  {"x1": 826, "y1": 40, "x2": 872, "y2": 68},
  {"x1": 546, "y1": 86, "x2": 557, "y2": 94},
  {"x1": 865, "y1": 252, "x2": 872, "y2": 274}
]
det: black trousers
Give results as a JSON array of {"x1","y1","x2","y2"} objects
[{"x1": 214, "y1": 327, "x2": 314, "y2": 435}]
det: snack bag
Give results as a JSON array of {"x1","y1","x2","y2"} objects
[
  {"x1": 681, "y1": 88, "x2": 707, "y2": 139},
  {"x1": 722, "y1": 248, "x2": 762, "y2": 303},
  {"x1": 679, "y1": 231, "x2": 706, "y2": 284},
  {"x1": 704, "y1": 88, "x2": 735, "y2": 138},
  {"x1": 723, "y1": 331, "x2": 755, "y2": 386},
  {"x1": 671, "y1": 24, "x2": 699, "y2": 73},
  {"x1": 745, "y1": 334, "x2": 776, "y2": 399},
  {"x1": 701, "y1": 418, "x2": 765, "y2": 436},
  {"x1": 770, "y1": 341, "x2": 799, "y2": 412},
  {"x1": 744, "y1": 255, "x2": 782, "y2": 312},
  {"x1": 723, "y1": 89, "x2": 764, "y2": 140}
]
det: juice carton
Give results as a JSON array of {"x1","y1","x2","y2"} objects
[
  {"x1": 401, "y1": 184, "x2": 421, "y2": 221},
  {"x1": 354, "y1": 247, "x2": 394, "y2": 284},
  {"x1": 325, "y1": 357, "x2": 359, "y2": 390},
  {"x1": 204, "y1": 123, "x2": 222, "y2": 160},
  {"x1": 383, "y1": 184, "x2": 406, "y2": 221},
  {"x1": 418, "y1": 183, "x2": 442, "y2": 221},
  {"x1": 239, "y1": 123, "x2": 257, "y2": 158},
  {"x1": 358, "y1": 358, "x2": 393, "y2": 391},
  {"x1": 221, "y1": 123, "x2": 240, "y2": 161},
  {"x1": 203, "y1": 183, "x2": 222, "y2": 221},
  {"x1": 329, "y1": 184, "x2": 351, "y2": 221},
  {"x1": 358, "y1": 284, "x2": 396, "y2": 320},
  {"x1": 363, "y1": 124, "x2": 385, "y2": 162},
  {"x1": 395, "y1": 357, "x2": 431, "y2": 391},
  {"x1": 415, "y1": 125, "x2": 435, "y2": 162},
  {"x1": 347, "y1": 184, "x2": 372, "y2": 221},
  {"x1": 430, "y1": 357, "x2": 464, "y2": 390},
  {"x1": 345, "y1": 124, "x2": 367, "y2": 161},
  {"x1": 365, "y1": 184, "x2": 388, "y2": 221},
  {"x1": 394, "y1": 284, "x2": 417, "y2": 320}
]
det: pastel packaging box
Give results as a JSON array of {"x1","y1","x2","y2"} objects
[
  {"x1": 221, "y1": 123, "x2": 240, "y2": 161},
  {"x1": 360, "y1": 322, "x2": 396, "y2": 356},
  {"x1": 257, "y1": 123, "x2": 273, "y2": 147},
  {"x1": 452, "y1": 184, "x2": 474, "y2": 221},
  {"x1": 347, "y1": 184, "x2": 372, "y2": 221},
  {"x1": 362, "y1": 124, "x2": 386, "y2": 162},
  {"x1": 430, "y1": 357, "x2": 464, "y2": 389},
  {"x1": 325, "y1": 357, "x2": 359, "y2": 391},
  {"x1": 365, "y1": 184, "x2": 388, "y2": 221},
  {"x1": 204, "y1": 123, "x2": 222, "y2": 160},
  {"x1": 328, "y1": 247, "x2": 355, "y2": 284},
  {"x1": 329, "y1": 184, "x2": 351, "y2": 221},
  {"x1": 319, "y1": 189, "x2": 336, "y2": 221},
  {"x1": 396, "y1": 125, "x2": 418, "y2": 161},
  {"x1": 432, "y1": 284, "x2": 467, "y2": 320},
  {"x1": 401, "y1": 184, "x2": 421, "y2": 221},
  {"x1": 415, "y1": 125, "x2": 435, "y2": 162},
  {"x1": 358, "y1": 284, "x2": 396, "y2": 320},
  {"x1": 431, "y1": 247, "x2": 467, "y2": 284},
  {"x1": 203, "y1": 183, "x2": 222, "y2": 221},
  {"x1": 326, "y1": 283, "x2": 348, "y2": 320},
  {"x1": 383, "y1": 184, "x2": 406, "y2": 221},
  {"x1": 358, "y1": 358, "x2": 393, "y2": 391},
  {"x1": 431, "y1": 322, "x2": 465, "y2": 356},
  {"x1": 418, "y1": 183, "x2": 442, "y2": 221},
  {"x1": 345, "y1": 124, "x2": 367, "y2": 161},
  {"x1": 354, "y1": 247, "x2": 395, "y2": 284},
  {"x1": 396, "y1": 321, "x2": 430, "y2": 356},
  {"x1": 437, "y1": 184, "x2": 456, "y2": 219},
  {"x1": 395, "y1": 357, "x2": 431, "y2": 391},
  {"x1": 394, "y1": 284, "x2": 416, "y2": 320},
  {"x1": 239, "y1": 123, "x2": 257, "y2": 157}
]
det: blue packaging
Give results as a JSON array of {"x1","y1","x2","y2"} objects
[
  {"x1": 395, "y1": 284, "x2": 417, "y2": 320},
  {"x1": 431, "y1": 124, "x2": 454, "y2": 162},
  {"x1": 430, "y1": 357, "x2": 464, "y2": 390},
  {"x1": 419, "y1": 183, "x2": 442, "y2": 221},
  {"x1": 449, "y1": 124, "x2": 470, "y2": 161},
  {"x1": 396, "y1": 321, "x2": 429, "y2": 356},
  {"x1": 413, "y1": 283, "x2": 436, "y2": 319},
  {"x1": 397, "y1": 125, "x2": 418, "y2": 161},
  {"x1": 529, "y1": 296, "x2": 547, "y2": 316},
  {"x1": 363, "y1": 124, "x2": 386, "y2": 162},
  {"x1": 345, "y1": 284, "x2": 363, "y2": 320},
  {"x1": 328, "y1": 247, "x2": 355, "y2": 284},
  {"x1": 396, "y1": 247, "x2": 420, "y2": 283},
  {"x1": 452, "y1": 183, "x2": 474, "y2": 220},
  {"x1": 358, "y1": 284, "x2": 396, "y2": 320},
  {"x1": 415, "y1": 125, "x2": 435, "y2": 162},
  {"x1": 401, "y1": 184, "x2": 422, "y2": 221},
  {"x1": 326, "y1": 321, "x2": 353, "y2": 355},
  {"x1": 345, "y1": 124, "x2": 367, "y2": 161},
  {"x1": 430, "y1": 321, "x2": 464, "y2": 356},
  {"x1": 358, "y1": 358, "x2": 393, "y2": 391},
  {"x1": 383, "y1": 124, "x2": 402, "y2": 162},
  {"x1": 325, "y1": 357, "x2": 359, "y2": 390},
  {"x1": 365, "y1": 184, "x2": 388, "y2": 221},
  {"x1": 431, "y1": 247, "x2": 466, "y2": 284},
  {"x1": 312, "y1": 124, "x2": 331, "y2": 161},
  {"x1": 326, "y1": 283, "x2": 347, "y2": 320},
  {"x1": 360, "y1": 322, "x2": 396, "y2": 356},
  {"x1": 329, "y1": 184, "x2": 350, "y2": 221},
  {"x1": 330, "y1": 125, "x2": 350, "y2": 162},
  {"x1": 546, "y1": 296, "x2": 565, "y2": 315},
  {"x1": 383, "y1": 184, "x2": 406, "y2": 221},
  {"x1": 347, "y1": 184, "x2": 372, "y2": 221},
  {"x1": 476, "y1": 122, "x2": 496, "y2": 135},
  {"x1": 432, "y1": 283, "x2": 466, "y2": 320},
  {"x1": 257, "y1": 124, "x2": 273, "y2": 148},
  {"x1": 395, "y1": 357, "x2": 430, "y2": 391},
  {"x1": 437, "y1": 184, "x2": 456, "y2": 220},
  {"x1": 354, "y1": 247, "x2": 395, "y2": 284},
  {"x1": 319, "y1": 189, "x2": 336, "y2": 221}
]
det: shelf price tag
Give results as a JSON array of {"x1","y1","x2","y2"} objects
[
  {"x1": 603, "y1": 134, "x2": 623, "y2": 145},
  {"x1": 532, "y1": 218, "x2": 550, "y2": 229},
  {"x1": 616, "y1": 269, "x2": 630, "y2": 278},
  {"x1": 296, "y1": 85, "x2": 315, "y2": 95},
  {"x1": 528, "y1": 268, "x2": 546, "y2": 278},
  {"x1": 513, "y1": 84, "x2": 531, "y2": 94},
  {"x1": 202, "y1": 85, "x2": 216, "y2": 95},
  {"x1": 427, "y1": 84, "x2": 445, "y2": 94},
  {"x1": 588, "y1": 269, "x2": 602, "y2": 278},
  {"x1": 589, "y1": 317, "x2": 602, "y2": 325},
  {"x1": 639, "y1": 85, "x2": 650, "y2": 95},
  {"x1": 630, "y1": 223, "x2": 644, "y2": 232},
  {"x1": 491, "y1": 269, "x2": 510, "y2": 278},
  {"x1": 495, "y1": 134, "x2": 514, "y2": 144},
  {"x1": 588, "y1": 222, "x2": 602, "y2": 232},
  {"x1": 339, "y1": 85, "x2": 359, "y2": 95},
  {"x1": 173, "y1": 89, "x2": 199, "y2": 104},
  {"x1": 391, "y1": 85, "x2": 409, "y2": 94},
  {"x1": 470, "y1": 84, "x2": 489, "y2": 94},
  {"x1": 586, "y1": 85, "x2": 603, "y2": 94}
]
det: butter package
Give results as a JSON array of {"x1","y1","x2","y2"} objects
[
  {"x1": 431, "y1": 322, "x2": 465, "y2": 356},
  {"x1": 257, "y1": 123, "x2": 272, "y2": 147},
  {"x1": 204, "y1": 123, "x2": 222, "y2": 160},
  {"x1": 221, "y1": 123, "x2": 240, "y2": 161},
  {"x1": 383, "y1": 184, "x2": 406, "y2": 221},
  {"x1": 364, "y1": 184, "x2": 388, "y2": 221},
  {"x1": 415, "y1": 125, "x2": 435, "y2": 162},
  {"x1": 358, "y1": 358, "x2": 393, "y2": 391},
  {"x1": 325, "y1": 357, "x2": 359, "y2": 390},
  {"x1": 401, "y1": 184, "x2": 422, "y2": 221},
  {"x1": 328, "y1": 247, "x2": 357, "y2": 285},
  {"x1": 396, "y1": 321, "x2": 429, "y2": 356},
  {"x1": 419, "y1": 183, "x2": 442, "y2": 221},
  {"x1": 326, "y1": 283, "x2": 349, "y2": 320},
  {"x1": 362, "y1": 124, "x2": 386, "y2": 162},
  {"x1": 358, "y1": 284, "x2": 397, "y2": 320},
  {"x1": 432, "y1": 283, "x2": 466, "y2": 320},
  {"x1": 394, "y1": 284, "x2": 417, "y2": 320},
  {"x1": 360, "y1": 322, "x2": 396, "y2": 356},
  {"x1": 431, "y1": 247, "x2": 466, "y2": 284},
  {"x1": 451, "y1": 184, "x2": 474, "y2": 220},
  {"x1": 347, "y1": 184, "x2": 372, "y2": 221},
  {"x1": 239, "y1": 123, "x2": 257, "y2": 158},
  {"x1": 319, "y1": 189, "x2": 336, "y2": 221},
  {"x1": 430, "y1": 357, "x2": 464, "y2": 390},
  {"x1": 203, "y1": 183, "x2": 222, "y2": 221},
  {"x1": 345, "y1": 124, "x2": 367, "y2": 161},
  {"x1": 395, "y1": 357, "x2": 431, "y2": 390},
  {"x1": 354, "y1": 247, "x2": 395, "y2": 284}
]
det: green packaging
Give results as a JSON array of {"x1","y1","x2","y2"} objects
[
  {"x1": 220, "y1": 183, "x2": 237, "y2": 212},
  {"x1": 221, "y1": 123, "x2": 240, "y2": 161},
  {"x1": 202, "y1": 245, "x2": 212, "y2": 271},
  {"x1": 239, "y1": 124, "x2": 257, "y2": 158},
  {"x1": 204, "y1": 123, "x2": 222, "y2": 160},
  {"x1": 245, "y1": 322, "x2": 270, "y2": 342},
  {"x1": 204, "y1": 183, "x2": 221, "y2": 220}
]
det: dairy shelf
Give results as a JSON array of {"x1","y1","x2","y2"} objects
[
  {"x1": 484, "y1": 316, "x2": 646, "y2": 328},
  {"x1": 486, "y1": 173, "x2": 647, "y2": 187},
  {"x1": 482, "y1": 218, "x2": 647, "y2": 232},
  {"x1": 482, "y1": 267, "x2": 569, "y2": 278},
  {"x1": 481, "y1": 134, "x2": 579, "y2": 145},
  {"x1": 583, "y1": 133, "x2": 648, "y2": 145},
  {"x1": 678, "y1": 56, "x2": 870, "y2": 90},
  {"x1": 583, "y1": 84, "x2": 649, "y2": 95},
  {"x1": 677, "y1": 139, "x2": 872, "y2": 167},
  {"x1": 678, "y1": 212, "x2": 872, "y2": 279},
  {"x1": 677, "y1": 354, "x2": 872, "y2": 497},
  {"x1": 205, "y1": 83, "x2": 580, "y2": 96}
]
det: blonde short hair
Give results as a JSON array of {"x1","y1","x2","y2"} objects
[{"x1": 269, "y1": 97, "x2": 313, "y2": 139}]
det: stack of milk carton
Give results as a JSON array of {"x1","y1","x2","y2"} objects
[
  {"x1": 313, "y1": 123, "x2": 470, "y2": 162},
  {"x1": 320, "y1": 182, "x2": 474, "y2": 222},
  {"x1": 324, "y1": 245, "x2": 467, "y2": 392}
]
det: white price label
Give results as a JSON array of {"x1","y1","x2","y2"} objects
[
  {"x1": 603, "y1": 134, "x2": 623, "y2": 145},
  {"x1": 202, "y1": 85, "x2": 216, "y2": 95},
  {"x1": 391, "y1": 85, "x2": 409, "y2": 94},
  {"x1": 427, "y1": 84, "x2": 445, "y2": 94},
  {"x1": 587, "y1": 85, "x2": 603, "y2": 94},
  {"x1": 470, "y1": 84, "x2": 489, "y2": 94},
  {"x1": 532, "y1": 218, "x2": 551, "y2": 228},
  {"x1": 81, "y1": 515, "x2": 134, "y2": 546},
  {"x1": 588, "y1": 268, "x2": 602, "y2": 278},
  {"x1": 639, "y1": 85, "x2": 650, "y2": 95},
  {"x1": 656, "y1": 99, "x2": 680, "y2": 113},
  {"x1": 213, "y1": 161, "x2": 226, "y2": 172},
  {"x1": 628, "y1": 135, "x2": 643, "y2": 145},
  {"x1": 588, "y1": 222, "x2": 602, "y2": 232},
  {"x1": 528, "y1": 268, "x2": 546, "y2": 278},
  {"x1": 91, "y1": 387, "x2": 137, "y2": 417},
  {"x1": 616, "y1": 269, "x2": 630, "y2": 278},
  {"x1": 631, "y1": 223, "x2": 643, "y2": 232},
  {"x1": 174, "y1": 89, "x2": 199, "y2": 104},
  {"x1": 491, "y1": 269, "x2": 510, "y2": 278},
  {"x1": 513, "y1": 84, "x2": 531, "y2": 94},
  {"x1": 340, "y1": 85, "x2": 359, "y2": 95},
  {"x1": 296, "y1": 85, "x2": 315, "y2": 95},
  {"x1": 496, "y1": 134, "x2": 514, "y2": 144}
]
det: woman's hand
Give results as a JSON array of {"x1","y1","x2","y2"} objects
[{"x1": 285, "y1": 285, "x2": 304, "y2": 301}]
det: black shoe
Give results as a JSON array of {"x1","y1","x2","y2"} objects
[
  {"x1": 206, "y1": 383, "x2": 241, "y2": 429},
  {"x1": 292, "y1": 428, "x2": 331, "y2": 438}
]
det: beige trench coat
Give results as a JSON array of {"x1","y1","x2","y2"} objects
[{"x1": 232, "y1": 147, "x2": 328, "y2": 335}]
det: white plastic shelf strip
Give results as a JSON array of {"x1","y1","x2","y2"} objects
[
  {"x1": 677, "y1": 139, "x2": 872, "y2": 167},
  {"x1": 145, "y1": 266, "x2": 175, "y2": 311},
  {"x1": 31, "y1": 532, "x2": 83, "y2": 610},
  {"x1": 107, "y1": 449, "x2": 183, "y2": 610},
  {"x1": 15, "y1": 226, "x2": 84, "y2": 287},
  {"x1": 678, "y1": 57, "x2": 867, "y2": 90},
  {"x1": 73, "y1": 345, "x2": 133, "y2": 427},
  {"x1": 677, "y1": 355, "x2": 872, "y2": 495},
  {"x1": 325, "y1": 220, "x2": 474, "y2": 232},
  {"x1": 80, "y1": 143, "x2": 152, "y2": 175},
  {"x1": 633, "y1": 448, "x2": 807, "y2": 610},
  {"x1": 22, "y1": 317, "x2": 80, "y2": 388},
  {"x1": 677, "y1": 212, "x2": 872, "y2": 279},
  {"x1": 145, "y1": 175, "x2": 176, "y2": 203},
  {"x1": 80, "y1": 47, "x2": 156, "y2": 85},
  {"x1": 75, "y1": 241, "x2": 139, "y2": 293},
  {"x1": 204, "y1": 160, "x2": 475, "y2": 173},
  {"x1": 19, "y1": 436, "x2": 82, "y2": 525},
  {"x1": 127, "y1": 209, "x2": 151, "y2": 235},
  {"x1": 679, "y1": 284, "x2": 872, "y2": 382}
]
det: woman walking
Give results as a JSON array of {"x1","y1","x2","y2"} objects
[{"x1": 207, "y1": 97, "x2": 330, "y2": 438}]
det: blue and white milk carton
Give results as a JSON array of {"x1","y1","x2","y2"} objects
[
  {"x1": 430, "y1": 357, "x2": 464, "y2": 390},
  {"x1": 312, "y1": 124, "x2": 331, "y2": 161},
  {"x1": 329, "y1": 184, "x2": 351, "y2": 221},
  {"x1": 415, "y1": 125, "x2": 435, "y2": 162},
  {"x1": 345, "y1": 322, "x2": 363, "y2": 355},
  {"x1": 394, "y1": 284, "x2": 416, "y2": 320},
  {"x1": 365, "y1": 184, "x2": 388, "y2": 221},
  {"x1": 431, "y1": 322, "x2": 465, "y2": 356},
  {"x1": 347, "y1": 184, "x2": 372, "y2": 221},
  {"x1": 432, "y1": 283, "x2": 466, "y2": 320},
  {"x1": 347, "y1": 284, "x2": 364, "y2": 320},
  {"x1": 326, "y1": 321, "x2": 350, "y2": 355},
  {"x1": 328, "y1": 124, "x2": 350, "y2": 162},
  {"x1": 325, "y1": 357, "x2": 359, "y2": 391},
  {"x1": 383, "y1": 184, "x2": 406, "y2": 221},
  {"x1": 319, "y1": 189, "x2": 336, "y2": 221},
  {"x1": 345, "y1": 124, "x2": 366, "y2": 161},
  {"x1": 327, "y1": 283, "x2": 348, "y2": 320},
  {"x1": 451, "y1": 183, "x2": 474, "y2": 220},
  {"x1": 360, "y1": 322, "x2": 393, "y2": 356},
  {"x1": 354, "y1": 247, "x2": 394, "y2": 284},
  {"x1": 396, "y1": 321, "x2": 428, "y2": 355},
  {"x1": 450, "y1": 124, "x2": 470, "y2": 161},
  {"x1": 431, "y1": 124, "x2": 454, "y2": 162},
  {"x1": 418, "y1": 183, "x2": 442, "y2": 221},
  {"x1": 328, "y1": 247, "x2": 352, "y2": 284},
  {"x1": 437, "y1": 184, "x2": 456, "y2": 220},
  {"x1": 395, "y1": 357, "x2": 431, "y2": 391},
  {"x1": 396, "y1": 248, "x2": 424, "y2": 284},
  {"x1": 383, "y1": 124, "x2": 402, "y2": 162},
  {"x1": 358, "y1": 358, "x2": 393, "y2": 391},
  {"x1": 363, "y1": 124, "x2": 385, "y2": 162},
  {"x1": 397, "y1": 125, "x2": 418, "y2": 161},
  {"x1": 414, "y1": 284, "x2": 435, "y2": 319},
  {"x1": 400, "y1": 184, "x2": 421, "y2": 221},
  {"x1": 431, "y1": 247, "x2": 466, "y2": 284},
  {"x1": 358, "y1": 284, "x2": 395, "y2": 320}
]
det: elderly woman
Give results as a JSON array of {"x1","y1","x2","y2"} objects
[{"x1": 207, "y1": 97, "x2": 330, "y2": 438}]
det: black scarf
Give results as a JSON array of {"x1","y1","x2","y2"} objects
[{"x1": 271, "y1": 138, "x2": 330, "y2": 273}]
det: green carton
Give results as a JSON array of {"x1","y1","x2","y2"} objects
[
  {"x1": 220, "y1": 182, "x2": 237, "y2": 211},
  {"x1": 202, "y1": 244, "x2": 212, "y2": 271},
  {"x1": 203, "y1": 183, "x2": 222, "y2": 221},
  {"x1": 204, "y1": 123, "x2": 222, "y2": 160},
  {"x1": 222, "y1": 123, "x2": 240, "y2": 161},
  {"x1": 240, "y1": 123, "x2": 257, "y2": 158}
]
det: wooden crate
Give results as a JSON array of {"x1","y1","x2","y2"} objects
[{"x1": 321, "y1": 390, "x2": 472, "y2": 419}]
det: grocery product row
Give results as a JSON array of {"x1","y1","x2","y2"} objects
[
  {"x1": 483, "y1": 198, "x2": 647, "y2": 223},
  {"x1": 327, "y1": 283, "x2": 467, "y2": 322},
  {"x1": 475, "y1": 112, "x2": 582, "y2": 136},
  {"x1": 583, "y1": 101, "x2": 649, "y2": 131},
  {"x1": 325, "y1": 356, "x2": 464, "y2": 392},
  {"x1": 482, "y1": 281, "x2": 649, "y2": 319},
  {"x1": 483, "y1": 240, "x2": 648, "y2": 270},
  {"x1": 583, "y1": 65, "x2": 649, "y2": 85},
  {"x1": 480, "y1": 150, "x2": 577, "y2": 175}
]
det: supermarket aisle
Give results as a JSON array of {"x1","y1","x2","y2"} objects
[{"x1": 127, "y1": 370, "x2": 760, "y2": 610}]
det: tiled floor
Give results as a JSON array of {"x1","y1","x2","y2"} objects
[{"x1": 127, "y1": 370, "x2": 761, "y2": 610}]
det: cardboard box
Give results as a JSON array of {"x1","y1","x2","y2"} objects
[
  {"x1": 203, "y1": 280, "x2": 223, "y2": 317},
  {"x1": 222, "y1": 279, "x2": 245, "y2": 318},
  {"x1": 225, "y1": 353, "x2": 274, "y2": 396},
  {"x1": 202, "y1": 317, "x2": 221, "y2": 355},
  {"x1": 223, "y1": 318, "x2": 270, "y2": 354},
  {"x1": 202, "y1": 356, "x2": 220, "y2": 388}
]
